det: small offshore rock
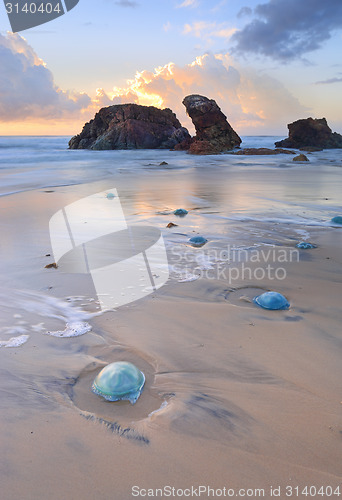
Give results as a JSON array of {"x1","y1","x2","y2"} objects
[
  {"x1": 299, "y1": 146, "x2": 323, "y2": 152},
  {"x1": 232, "y1": 148, "x2": 295, "y2": 155},
  {"x1": 186, "y1": 139, "x2": 222, "y2": 155},
  {"x1": 159, "y1": 161, "x2": 168, "y2": 165},
  {"x1": 293, "y1": 154, "x2": 309, "y2": 162},
  {"x1": 45, "y1": 263, "x2": 58, "y2": 269}
]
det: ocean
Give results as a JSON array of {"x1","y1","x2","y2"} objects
[{"x1": 1, "y1": 135, "x2": 341, "y2": 220}]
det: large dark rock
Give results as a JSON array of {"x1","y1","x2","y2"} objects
[
  {"x1": 69, "y1": 104, "x2": 190, "y2": 150},
  {"x1": 175, "y1": 95, "x2": 241, "y2": 154},
  {"x1": 275, "y1": 118, "x2": 342, "y2": 149}
]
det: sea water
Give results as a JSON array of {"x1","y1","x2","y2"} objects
[
  {"x1": 0, "y1": 134, "x2": 341, "y2": 194},
  {"x1": 1, "y1": 134, "x2": 341, "y2": 310},
  {"x1": 0, "y1": 135, "x2": 341, "y2": 338}
]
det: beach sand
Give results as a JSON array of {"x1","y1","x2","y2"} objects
[{"x1": 0, "y1": 161, "x2": 341, "y2": 500}]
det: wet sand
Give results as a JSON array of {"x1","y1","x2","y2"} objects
[{"x1": 0, "y1": 162, "x2": 341, "y2": 500}]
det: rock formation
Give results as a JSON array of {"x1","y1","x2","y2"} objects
[
  {"x1": 69, "y1": 104, "x2": 190, "y2": 150},
  {"x1": 275, "y1": 118, "x2": 342, "y2": 149},
  {"x1": 231, "y1": 148, "x2": 295, "y2": 155},
  {"x1": 175, "y1": 95, "x2": 241, "y2": 154},
  {"x1": 293, "y1": 154, "x2": 309, "y2": 162}
]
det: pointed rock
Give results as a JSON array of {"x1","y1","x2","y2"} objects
[{"x1": 175, "y1": 95, "x2": 241, "y2": 154}]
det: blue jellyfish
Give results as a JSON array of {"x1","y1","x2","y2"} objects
[
  {"x1": 296, "y1": 242, "x2": 317, "y2": 249},
  {"x1": 174, "y1": 208, "x2": 188, "y2": 216},
  {"x1": 331, "y1": 216, "x2": 342, "y2": 225},
  {"x1": 253, "y1": 291, "x2": 290, "y2": 310},
  {"x1": 106, "y1": 193, "x2": 115, "y2": 200},
  {"x1": 92, "y1": 361, "x2": 145, "y2": 404},
  {"x1": 189, "y1": 236, "x2": 208, "y2": 247}
]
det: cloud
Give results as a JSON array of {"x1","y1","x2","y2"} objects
[
  {"x1": 0, "y1": 33, "x2": 91, "y2": 122},
  {"x1": 232, "y1": 0, "x2": 342, "y2": 61},
  {"x1": 315, "y1": 77, "x2": 342, "y2": 85},
  {"x1": 0, "y1": 33, "x2": 306, "y2": 134},
  {"x1": 211, "y1": 1, "x2": 228, "y2": 13},
  {"x1": 237, "y1": 7, "x2": 252, "y2": 18},
  {"x1": 114, "y1": 1, "x2": 139, "y2": 7},
  {"x1": 96, "y1": 52, "x2": 307, "y2": 134},
  {"x1": 163, "y1": 21, "x2": 172, "y2": 32},
  {"x1": 183, "y1": 21, "x2": 237, "y2": 42},
  {"x1": 177, "y1": 0, "x2": 198, "y2": 8}
]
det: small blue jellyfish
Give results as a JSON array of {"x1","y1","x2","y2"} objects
[
  {"x1": 106, "y1": 193, "x2": 115, "y2": 200},
  {"x1": 331, "y1": 216, "x2": 342, "y2": 225},
  {"x1": 189, "y1": 236, "x2": 208, "y2": 247},
  {"x1": 253, "y1": 291, "x2": 290, "y2": 310},
  {"x1": 296, "y1": 242, "x2": 317, "y2": 249},
  {"x1": 92, "y1": 361, "x2": 145, "y2": 404},
  {"x1": 174, "y1": 208, "x2": 188, "y2": 216}
]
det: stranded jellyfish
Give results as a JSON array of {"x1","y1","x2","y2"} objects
[
  {"x1": 296, "y1": 242, "x2": 317, "y2": 249},
  {"x1": 174, "y1": 208, "x2": 188, "y2": 216},
  {"x1": 189, "y1": 236, "x2": 208, "y2": 248},
  {"x1": 106, "y1": 193, "x2": 115, "y2": 200},
  {"x1": 253, "y1": 291, "x2": 290, "y2": 311},
  {"x1": 331, "y1": 216, "x2": 342, "y2": 225},
  {"x1": 92, "y1": 361, "x2": 145, "y2": 404}
]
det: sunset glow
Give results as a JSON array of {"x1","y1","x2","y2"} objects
[{"x1": 1, "y1": 1, "x2": 342, "y2": 136}]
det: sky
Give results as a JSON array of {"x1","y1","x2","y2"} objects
[{"x1": 0, "y1": 0, "x2": 342, "y2": 136}]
